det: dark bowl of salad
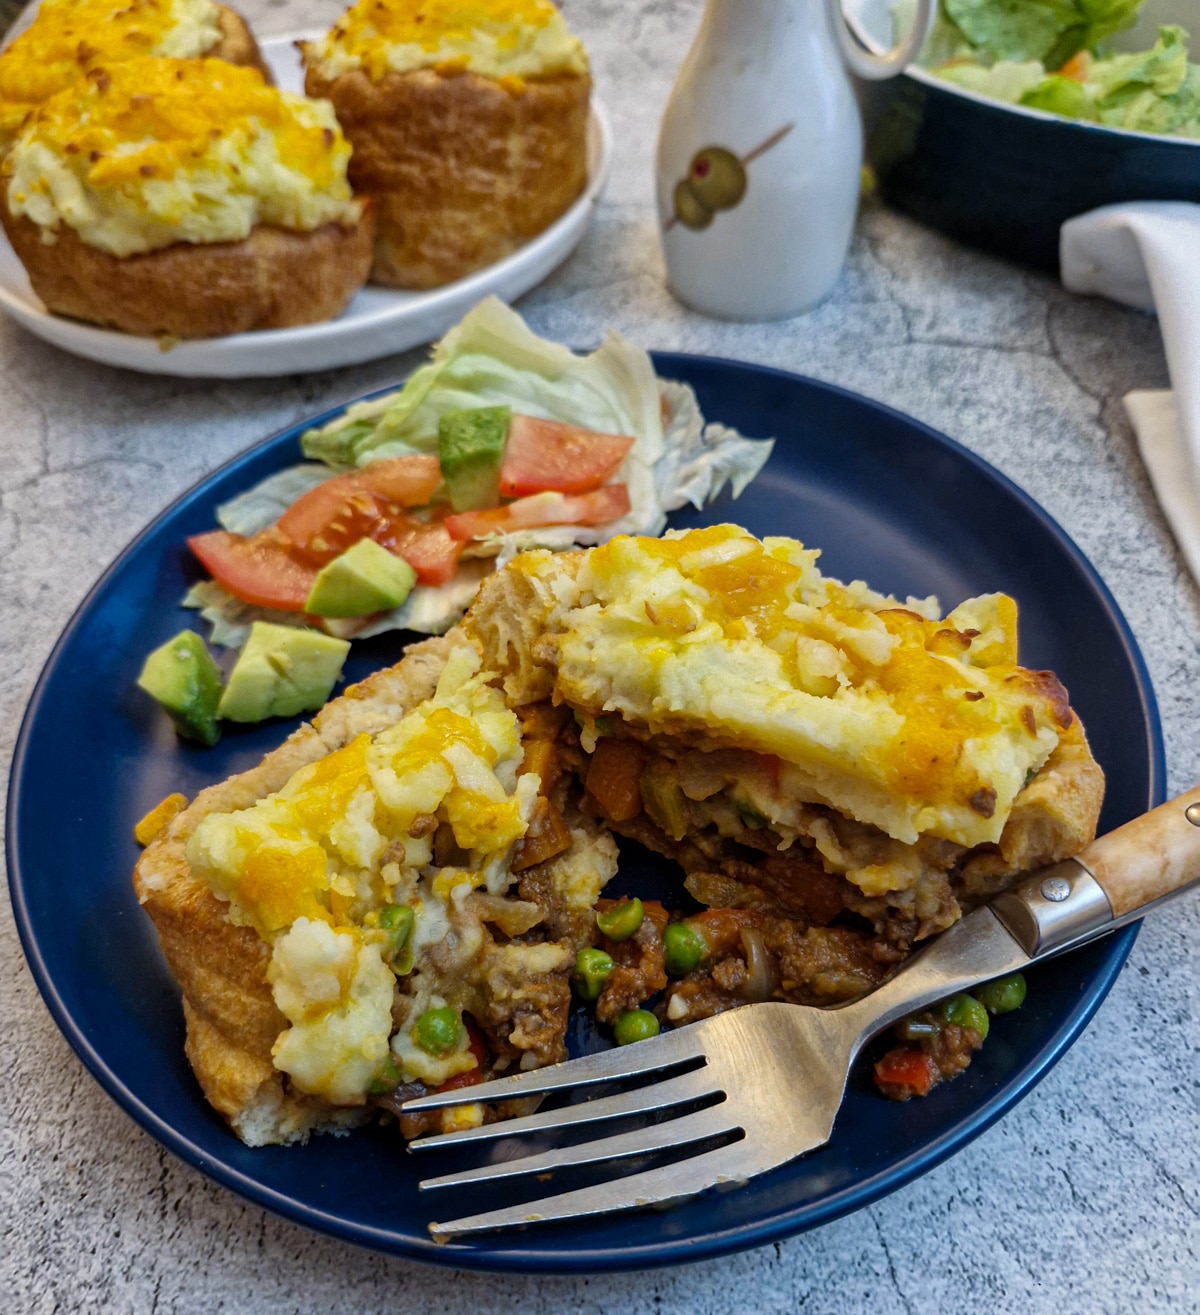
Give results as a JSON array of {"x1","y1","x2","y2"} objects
[{"x1": 857, "y1": 0, "x2": 1200, "y2": 270}]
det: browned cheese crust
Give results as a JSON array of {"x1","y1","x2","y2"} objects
[
  {"x1": 2, "y1": 202, "x2": 375, "y2": 337},
  {"x1": 211, "y1": 5, "x2": 274, "y2": 82},
  {"x1": 303, "y1": 60, "x2": 589, "y2": 288},
  {"x1": 133, "y1": 635, "x2": 456, "y2": 1146}
]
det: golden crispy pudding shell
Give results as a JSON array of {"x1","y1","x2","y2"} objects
[
  {"x1": 2, "y1": 206, "x2": 376, "y2": 338},
  {"x1": 211, "y1": 4, "x2": 274, "y2": 81},
  {"x1": 304, "y1": 62, "x2": 590, "y2": 289}
]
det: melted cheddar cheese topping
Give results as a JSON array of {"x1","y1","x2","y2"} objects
[
  {"x1": 531, "y1": 524, "x2": 1067, "y2": 848},
  {"x1": 306, "y1": 0, "x2": 588, "y2": 83},
  {"x1": 186, "y1": 646, "x2": 543, "y2": 1099},
  {"x1": 0, "y1": 0, "x2": 222, "y2": 144},
  {"x1": 5, "y1": 57, "x2": 358, "y2": 256}
]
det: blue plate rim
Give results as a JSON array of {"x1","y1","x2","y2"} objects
[{"x1": 5, "y1": 353, "x2": 1164, "y2": 1273}]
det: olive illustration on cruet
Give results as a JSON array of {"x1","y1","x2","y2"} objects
[{"x1": 667, "y1": 125, "x2": 793, "y2": 232}]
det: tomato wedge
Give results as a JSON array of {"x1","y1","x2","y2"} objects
[
  {"x1": 377, "y1": 520, "x2": 463, "y2": 586},
  {"x1": 358, "y1": 455, "x2": 443, "y2": 505},
  {"x1": 444, "y1": 484, "x2": 631, "y2": 542},
  {"x1": 188, "y1": 530, "x2": 318, "y2": 613},
  {"x1": 498, "y1": 416, "x2": 635, "y2": 498},
  {"x1": 277, "y1": 456, "x2": 442, "y2": 564}
]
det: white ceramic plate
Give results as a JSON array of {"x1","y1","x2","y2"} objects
[{"x1": 0, "y1": 33, "x2": 612, "y2": 378}]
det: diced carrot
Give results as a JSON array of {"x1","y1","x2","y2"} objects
[
  {"x1": 511, "y1": 797, "x2": 572, "y2": 872},
  {"x1": 874, "y1": 1044, "x2": 937, "y2": 1098},
  {"x1": 1058, "y1": 51, "x2": 1091, "y2": 82},
  {"x1": 585, "y1": 738, "x2": 647, "y2": 821},
  {"x1": 519, "y1": 738, "x2": 561, "y2": 797}
]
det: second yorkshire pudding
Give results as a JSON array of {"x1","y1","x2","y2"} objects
[{"x1": 301, "y1": 0, "x2": 590, "y2": 289}]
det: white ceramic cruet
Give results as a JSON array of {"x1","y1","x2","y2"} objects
[{"x1": 656, "y1": 0, "x2": 933, "y2": 319}]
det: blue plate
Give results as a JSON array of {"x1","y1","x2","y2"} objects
[{"x1": 6, "y1": 356, "x2": 1163, "y2": 1272}]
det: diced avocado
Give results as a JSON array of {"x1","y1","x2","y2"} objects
[
  {"x1": 136, "y1": 629, "x2": 223, "y2": 746},
  {"x1": 304, "y1": 538, "x2": 417, "y2": 618},
  {"x1": 217, "y1": 621, "x2": 350, "y2": 723},
  {"x1": 438, "y1": 405, "x2": 511, "y2": 512}
]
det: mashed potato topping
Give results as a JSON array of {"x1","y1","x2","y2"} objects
[
  {"x1": 0, "y1": 0, "x2": 222, "y2": 143},
  {"x1": 187, "y1": 645, "x2": 545, "y2": 1098},
  {"x1": 307, "y1": 0, "x2": 588, "y2": 83},
  {"x1": 5, "y1": 57, "x2": 359, "y2": 257},
  {"x1": 515, "y1": 525, "x2": 1069, "y2": 849}
]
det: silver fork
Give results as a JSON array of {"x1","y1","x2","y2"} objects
[{"x1": 404, "y1": 787, "x2": 1200, "y2": 1240}]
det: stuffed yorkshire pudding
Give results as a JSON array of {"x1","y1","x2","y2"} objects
[
  {"x1": 1, "y1": 56, "x2": 375, "y2": 337},
  {"x1": 134, "y1": 524, "x2": 1104, "y2": 1145},
  {"x1": 301, "y1": 0, "x2": 590, "y2": 289},
  {"x1": 0, "y1": 0, "x2": 271, "y2": 149}
]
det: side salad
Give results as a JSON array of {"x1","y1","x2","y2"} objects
[
  {"x1": 185, "y1": 296, "x2": 774, "y2": 650},
  {"x1": 137, "y1": 298, "x2": 774, "y2": 744},
  {"x1": 899, "y1": 0, "x2": 1200, "y2": 137}
]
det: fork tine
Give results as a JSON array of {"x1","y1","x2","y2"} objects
[
  {"x1": 428, "y1": 1139, "x2": 774, "y2": 1240},
  {"x1": 408, "y1": 1065, "x2": 720, "y2": 1153},
  {"x1": 418, "y1": 1103, "x2": 740, "y2": 1191},
  {"x1": 401, "y1": 1026, "x2": 707, "y2": 1113}
]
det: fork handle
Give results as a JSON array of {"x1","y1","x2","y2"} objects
[{"x1": 991, "y1": 784, "x2": 1200, "y2": 957}]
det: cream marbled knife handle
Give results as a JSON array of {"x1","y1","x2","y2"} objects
[
  {"x1": 1080, "y1": 785, "x2": 1200, "y2": 917},
  {"x1": 992, "y1": 786, "x2": 1200, "y2": 957}
]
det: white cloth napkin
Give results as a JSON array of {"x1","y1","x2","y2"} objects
[{"x1": 1061, "y1": 202, "x2": 1200, "y2": 582}]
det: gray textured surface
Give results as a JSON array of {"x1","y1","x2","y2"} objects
[{"x1": 2, "y1": 0, "x2": 1199, "y2": 1310}]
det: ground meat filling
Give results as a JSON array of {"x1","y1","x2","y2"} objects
[
  {"x1": 594, "y1": 898, "x2": 668, "y2": 1024},
  {"x1": 873, "y1": 1017, "x2": 984, "y2": 1101},
  {"x1": 377, "y1": 697, "x2": 1029, "y2": 1131},
  {"x1": 568, "y1": 723, "x2": 1007, "y2": 1024}
]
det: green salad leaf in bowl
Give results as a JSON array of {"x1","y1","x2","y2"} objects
[{"x1": 897, "y1": 0, "x2": 1200, "y2": 136}]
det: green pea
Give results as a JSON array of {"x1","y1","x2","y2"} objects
[
  {"x1": 597, "y1": 898, "x2": 644, "y2": 942},
  {"x1": 367, "y1": 1057, "x2": 401, "y2": 1095},
  {"x1": 940, "y1": 993, "x2": 990, "y2": 1040},
  {"x1": 663, "y1": 922, "x2": 705, "y2": 976},
  {"x1": 380, "y1": 903, "x2": 414, "y2": 951},
  {"x1": 414, "y1": 1006, "x2": 463, "y2": 1057},
  {"x1": 379, "y1": 903, "x2": 415, "y2": 974},
  {"x1": 571, "y1": 947, "x2": 614, "y2": 1002},
  {"x1": 613, "y1": 1009, "x2": 660, "y2": 1046},
  {"x1": 975, "y1": 973, "x2": 1027, "y2": 1015}
]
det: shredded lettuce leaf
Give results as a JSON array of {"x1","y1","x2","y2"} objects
[
  {"x1": 940, "y1": 0, "x2": 1140, "y2": 65},
  {"x1": 936, "y1": 57, "x2": 1047, "y2": 99},
  {"x1": 1020, "y1": 71, "x2": 1100, "y2": 117},
  {"x1": 302, "y1": 297, "x2": 666, "y2": 469},
  {"x1": 943, "y1": 0, "x2": 1080, "y2": 64}
]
